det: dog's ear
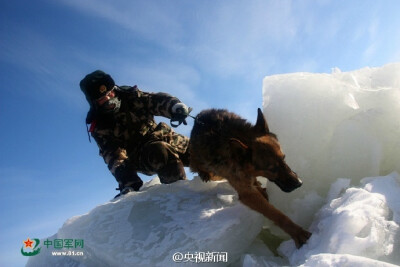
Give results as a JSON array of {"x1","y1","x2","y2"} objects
[
  {"x1": 254, "y1": 108, "x2": 270, "y2": 134},
  {"x1": 229, "y1": 138, "x2": 250, "y2": 161}
]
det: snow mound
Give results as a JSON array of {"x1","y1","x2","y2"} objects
[
  {"x1": 239, "y1": 172, "x2": 400, "y2": 267},
  {"x1": 263, "y1": 62, "x2": 400, "y2": 226},
  {"x1": 280, "y1": 172, "x2": 400, "y2": 266},
  {"x1": 26, "y1": 177, "x2": 264, "y2": 267},
  {"x1": 299, "y1": 254, "x2": 398, "y2": 267},
  {"x1": 263, "y1": 63, "x2": 400, "y2": 192}
]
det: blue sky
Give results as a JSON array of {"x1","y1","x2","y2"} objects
[{"x1": 1, "y1": 0, "x2": 400, "y2": 265}]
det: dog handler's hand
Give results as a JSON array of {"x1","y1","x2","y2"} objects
[
  {"x1": 171, "y1": 103, "x2": 191, "y2": 127},
  {"x1": 172, "y1": 103, "x2": 189, "y2": 116}
]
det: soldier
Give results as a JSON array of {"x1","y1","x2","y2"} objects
[{"x1": 80, "y1": 70, "x2": 191, "y2": 197}]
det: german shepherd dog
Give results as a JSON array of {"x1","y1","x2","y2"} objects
[{"x1": 189, "y1": 108, "x2": 311, "y2": 248}]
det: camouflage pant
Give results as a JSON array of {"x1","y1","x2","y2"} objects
[{"x1": 129, "y1": 122, "x2": 190, "y2": 184}]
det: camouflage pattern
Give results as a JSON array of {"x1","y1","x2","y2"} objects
[{"x1": 87, "y1": 85, "x2": 189, "y2": 187}]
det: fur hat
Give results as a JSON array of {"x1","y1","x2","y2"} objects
[{"x1": 80, "y1": 70, "x2": 115, "y2": 105}]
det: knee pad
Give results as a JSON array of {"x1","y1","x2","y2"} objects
[
  {"x1": 158, "y1": 159, "x2": 186, "y2": 184},
  {"x1": 141, "y1": 141, "x2": 186, "y2": 184},
  {"x1": 141, "y1": 141, "x2": 170, "y2": 172}
]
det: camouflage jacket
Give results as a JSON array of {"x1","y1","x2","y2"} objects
[{"x1": 86, "y1": 85, "x2": 187, "y2": 176}]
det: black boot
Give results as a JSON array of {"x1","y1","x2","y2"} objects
[
  {"x1": 113, "y1": 180, "x2": 143, "y2": 199},
  {"x1": 113, "y1": 168, "x2": 143, "y2": 198},
  {"x1": 114, "y1": 187, "x2": 134, "y2": 199}
]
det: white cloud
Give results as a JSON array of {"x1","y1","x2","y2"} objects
[
  {"x1": 362, "y1": 18, "x2": 380, "y2": 63},
  {"x1": 187, "y1": 0, "x2": 299, "y2": 77},
  {"x1": 59, "y1": 0, "x2": 302, "y2": 79},
  {"x1": 114, "y1": 60, "x2": 202, "y2": 104},
  {"x1": 60, "y1": 0, "x2": 183, "y2": 48},
  {"x1": 0, "y1": 27, "x2": 56, "y2": 75}
]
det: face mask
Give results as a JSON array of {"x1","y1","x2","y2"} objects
[{"x1": 95, "y1": 87, "x2": 121, "y2": 113}]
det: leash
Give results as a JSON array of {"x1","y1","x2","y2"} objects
[
  {"x1": 188, "y1": 114, "x2": 204, "y2": 124},
  {"x1": 170, "y1": 107, "x2": 207, "y2": 128}
]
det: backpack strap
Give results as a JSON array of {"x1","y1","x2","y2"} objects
[{"x1": 85, "y1": 107, "x2": 97, "y2": 143}]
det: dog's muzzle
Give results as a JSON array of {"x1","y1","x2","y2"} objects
[{"x1": 275, "y1": 175, "x2": 303, "y2": 193}]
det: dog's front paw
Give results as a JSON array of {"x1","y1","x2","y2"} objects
[{"x1": 293, "y1": 229, "x2": 312, "y2": 248}]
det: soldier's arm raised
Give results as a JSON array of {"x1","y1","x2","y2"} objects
[{"x1": 134, "y1": 88, "x2": 181, "y2": 118}]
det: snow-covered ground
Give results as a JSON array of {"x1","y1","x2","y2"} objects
[
  {"x1": 26, "y1": 177, "x2": 265, "y2": 267},
  {"x1": 26, "y1": 63, "x2": 400, "y2": 266}
]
